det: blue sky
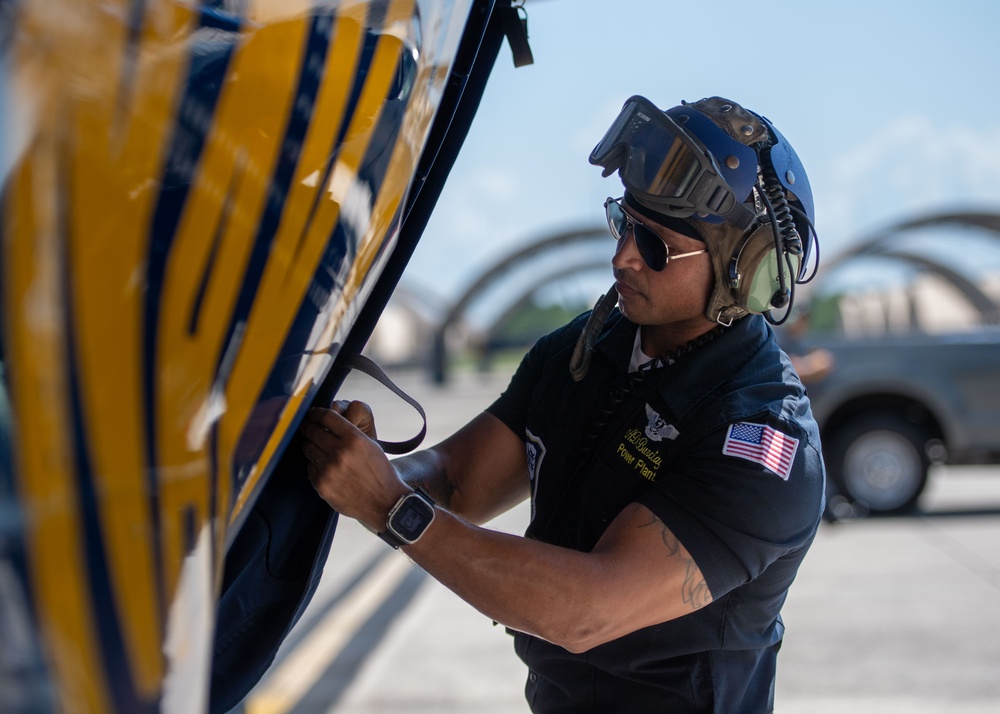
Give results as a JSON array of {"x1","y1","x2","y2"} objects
[{"x1": 404, "y1": 0, "x2": 1000, "y2": 304}]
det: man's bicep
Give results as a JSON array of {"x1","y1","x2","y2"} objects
[
  {"x1": 430, "y1": 411, "x2": 530, "y2": 525},
  {"x1": 590, "y1": 503, "x2": 714, "y2": 637},
  {"x1": 637, "y1": 416, "x2": 822, "y2": 599}
]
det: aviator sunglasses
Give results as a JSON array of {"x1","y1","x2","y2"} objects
[{"x1": 604, "y1": 197, "x2": 706, "y2": 271}]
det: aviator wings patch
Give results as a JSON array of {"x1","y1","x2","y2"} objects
[{"x1": 644, "y1": 404, "x2": 679, "y2": 442}]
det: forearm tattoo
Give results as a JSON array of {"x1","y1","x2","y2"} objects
[
  {"x1": 400, "y1": 451, "x2": 457, "y2": 509},
  {"x1": 639, "y1": 512, "x2": 713, "y2": 611},
  {"x1": 413, "y1": 474, "x2": 456, "y2": 509}
]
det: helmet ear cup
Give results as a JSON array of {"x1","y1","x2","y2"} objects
[{"x1": 730, "y1": 225, "x2": 801, "y2": 314}]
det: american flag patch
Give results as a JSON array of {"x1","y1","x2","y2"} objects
[{"x1": 722, "y1": 422, "x2": 799, "y2": 480}]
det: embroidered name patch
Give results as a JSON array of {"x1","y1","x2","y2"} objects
[{"x1": 722, "y1": 422, "x2": 799, "y2": 480}]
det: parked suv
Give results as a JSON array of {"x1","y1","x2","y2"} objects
[
  {"x1": 792, "y1": 327, "x2": 1000, "y2": 514},
  {"x1": 781, "y1": 211, "x2": 1000, "y2": 515}
]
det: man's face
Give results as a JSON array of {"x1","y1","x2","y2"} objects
[{"x1": 611, "y1": 204, "x2": 715, "y2": 331}]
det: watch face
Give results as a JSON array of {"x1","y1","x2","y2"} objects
[{"x1": 390, "y1": 494, "x2": 434, "y2": 543}]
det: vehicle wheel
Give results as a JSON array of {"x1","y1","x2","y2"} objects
[{"x1": 826, "y1": 413, "x2": 930, "y2": 514}]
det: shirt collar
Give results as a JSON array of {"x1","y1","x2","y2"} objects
[
  {"x1": 628, "y1": 328, "x2": 661, "y2": 373},
  {"x1": 593, "y1": 312, "x2": 772, "y2": 414}
]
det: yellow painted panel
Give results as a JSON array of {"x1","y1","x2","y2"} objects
[
  {"x1": 154, "y1": 14, "x2": 311, "y2": 599},
  {"x1": 222, "y1": 0, "x2": 417, "y2": 522},
  {"x1": 67, "y1": 2, "x2": 198, "y2": 694},
  {"x1": 347, "y1": 0, "x2": 426, "y2": 295},
  {"x1": 272, "y1": 0, "x2": 427, "y2": 405},
  {"x1": 3, "y1": 137, "x2": 111, "y2": 714},
  {"x1": 3, "y1": 1, "x2": 478, "y2": 710}
]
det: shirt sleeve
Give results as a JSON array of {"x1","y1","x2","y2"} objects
[
  {"x1": 486, "y1": 318, "x2": 583, "y2": 440},
  {"x1": 639, "y1": 413, "x2": 824, "y2": 600}
]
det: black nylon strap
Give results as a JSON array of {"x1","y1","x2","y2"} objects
[
  {"x1": 500, "y1": 3, "x2": 534, "y2": 68},
  {"x1": 337, "y1": 353, "x2": 427, "y2": 455}
]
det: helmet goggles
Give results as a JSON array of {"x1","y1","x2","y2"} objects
[{"x1": 589, "y1": 95, "x2": 755, "y2": 230}]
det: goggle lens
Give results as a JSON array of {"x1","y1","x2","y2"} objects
[
  {"x1": 589, "y1": 95, "x2": 755, "y2": 229},
  {"x1": 590, "y1": 96, "x2": 717, "y2": 208}
]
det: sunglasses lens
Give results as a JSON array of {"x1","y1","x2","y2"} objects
[
  {"x1": 606, "y1": 199, "x2": 627, "y2": 240},
  {"x1": 633, "y1": 224, "x2": 667, "y2": 270},
  {"x1": 606, "y1": 199, "x2": 667, "y2": 271}
]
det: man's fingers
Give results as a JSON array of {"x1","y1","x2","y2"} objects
[
  {"x1": 299, "y1": 418, "x2": 334, "y2": 450},
  {"x1": 330, "y1": 400, "x2": 377, "y2": 438},
  {"x1": 305, "y1": 404, "x2": 378, "y2": 444},
  {"x1": 305, "y1": 406, "x2": 356, "y2": 436},
  {"x1": 342, "y1": 400, "x2": 377, "y2": 438},
  {"x1": 302, "y1": 440, "x2": 327, "y2": 465}
]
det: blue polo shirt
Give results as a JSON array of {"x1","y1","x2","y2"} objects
[{"x1": 487, "y1": 311, "x2": 825, "y2": 714}]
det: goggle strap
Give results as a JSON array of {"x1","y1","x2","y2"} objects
[{"x1": 721, "y1": 201, "x2": 756, "y2": 231}]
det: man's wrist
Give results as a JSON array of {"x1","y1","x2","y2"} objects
[{"x1": 377, "y1": 487, "x2": 436, "y2": 549}]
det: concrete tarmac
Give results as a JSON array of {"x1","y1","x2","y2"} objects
[{"x1": 242, "y1": 368, "x2": 1000, "y2": 714}]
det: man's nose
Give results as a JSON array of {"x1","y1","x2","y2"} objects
[{"x1": 611, "y1": 228, "x2": 643, "y2": 270}]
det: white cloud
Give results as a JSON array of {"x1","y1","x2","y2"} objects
[
  {"x1": 570, "y1": 96, "x2": 624, "y2": 156},
  {"x1": 823, "y1": 115, "x2": 1000, "y2": 254},
  {"x1": 408, "y1": 164, "x2": 542, "y2": 298}
]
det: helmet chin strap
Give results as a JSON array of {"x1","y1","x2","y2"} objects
[
  {"x1": 568, "y1": 284, "x2": 730, "y2": 382},
  {"x1": 569, "y1": 284, "x2": 619, "y2": 382}
]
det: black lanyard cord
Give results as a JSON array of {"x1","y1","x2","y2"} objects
[{"x1": 526, "y1": 324, "x2": 726, "y2": 541}]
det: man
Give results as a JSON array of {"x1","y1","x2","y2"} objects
[{"x1": 300, "y1": 95, "x2": 826, "y2": 713}]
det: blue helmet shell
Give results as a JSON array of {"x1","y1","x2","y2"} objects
[
  {"x1": 766, "y1": 122, "x2": 815, "y2": 228},
  {"x1": 666, "y1": 102, "x2": 815, "y2": 239},
  {"x1": 666, "y1": 104, "x2": 759, "y2": 212}
]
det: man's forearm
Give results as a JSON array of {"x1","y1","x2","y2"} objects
[
  {"x1": 402, "y1": 506, "x2": 607, "y2": 652},
  {"x1": 391, "y1": 449, "x2": 459, "y2": 510},
  {"x1": 387, "y1": 420, "x2": 530, "y2": 527}
]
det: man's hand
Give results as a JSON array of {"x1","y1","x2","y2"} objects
[
  {"x1": 329, "y1": 399, "x2": 377, "y2": 439},
  {"x1": 299, "y1": 407, "x2": 407, "y2": 531}
]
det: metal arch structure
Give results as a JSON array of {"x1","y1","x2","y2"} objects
[
  {"x1": 870, "y1": 250, "x2": 1000, "y2": 325},
  {"x1": 479, "y1": 211, "x2": 1000, "y2": 343},
  {"x1": 380, "y1": 282, "x2": 450, "y2": 326},
  {"x1": 363, "y1": 283, "x2": 448, "y2": 368},
  {"x1": 819, "y1": 210, "x2": 1000, "y2": 326},
  {"x1": 428, "y1": 210, "x2": 1000, "y2": 382},
  {"x1": 483, "y1": 257, "x2": 611, "y2": 344},
  {"x1": 890, "y1": 211, "x2": 1000, "y2": 237},
  {"x1": 827, "y1": 211, "x2": 1000, "y2": 261},
  {"x1": 431, "y1": 224, "x2": 608, "y2": 381},
  {"x1": 823, "y1": 211, "x2": 1000, "y2": 265}
]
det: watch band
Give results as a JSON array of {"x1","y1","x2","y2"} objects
[
  {"x1": 377, "y1": 487, "x2": 436, "y2": 549},
  {"x1": 377, "y1": 530, "x2": 406, "y2": 549}
]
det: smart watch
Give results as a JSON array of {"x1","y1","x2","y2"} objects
[{"x1": 378, "y1": 488, "x2": 436, "y2": 548}]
